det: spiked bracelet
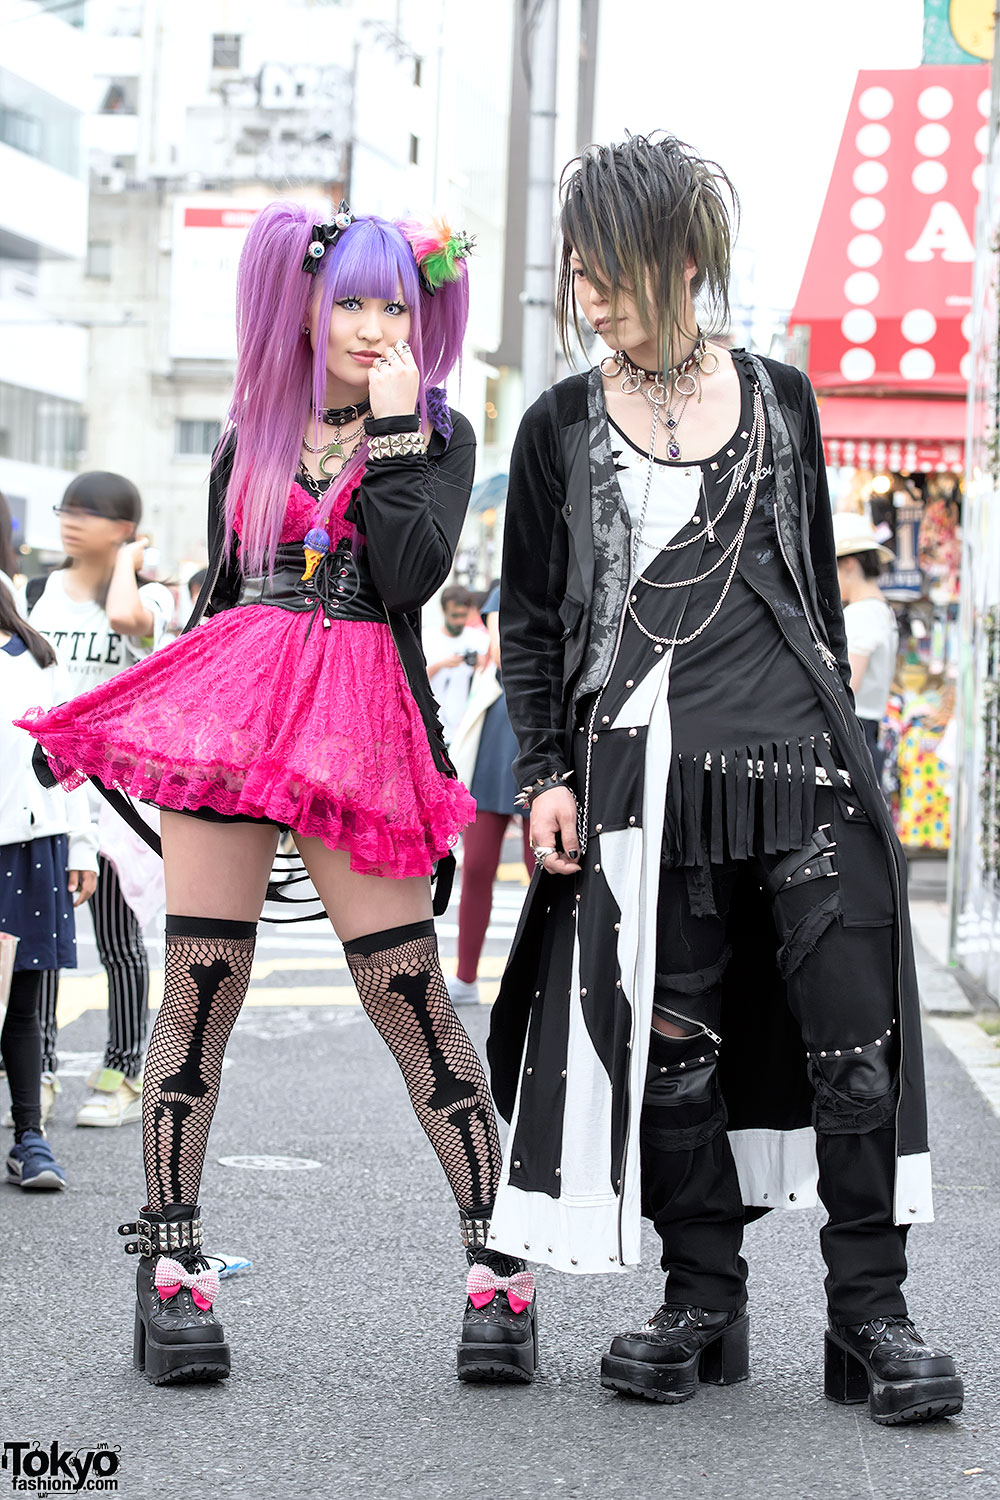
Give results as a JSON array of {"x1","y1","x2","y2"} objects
[
  {"x1": 118, "y1": 1213, "x2": 205, "y2": 1258},
  {"x1": 514, "y1": 770, "x2": 574, "y2": 810},
  {"x1": 367, "y1": 431, "x2": 427, "y2": 462}
]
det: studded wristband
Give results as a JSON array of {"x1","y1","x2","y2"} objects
[{"x1": 367, "y1": 431, "x2": 428, "y2": 462}]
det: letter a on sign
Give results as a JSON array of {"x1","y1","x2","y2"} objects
[{"x1": 905, "y1": 201, "x2": 975, "y2": 263}]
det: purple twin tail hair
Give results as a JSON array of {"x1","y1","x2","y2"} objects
[{"x1": 221, "y1": 203, "x2": 470, "y2": 576}]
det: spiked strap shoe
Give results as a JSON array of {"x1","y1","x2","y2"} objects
[
  {"x1": 456, "y1": 1212, "x2": 537, "y2": 1383},
  {"x1": 119, "y1": 1204, "x2": 231, "y2": 1386},
  {"x1": 825, "y1": 1317, "x2": 963, "y2": 1424},
  {"x1": 602, "y1": 1303, "x2": 750, "y2": 1404}
]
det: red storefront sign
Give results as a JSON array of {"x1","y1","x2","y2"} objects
[{"x1": 789, "y1": 66, "x2": 987, "y2": 401}]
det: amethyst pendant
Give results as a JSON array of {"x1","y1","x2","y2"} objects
[{"x1": 667, "y1": 440, "x2": 681, "y2": 460}]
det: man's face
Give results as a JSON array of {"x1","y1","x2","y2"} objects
[{"x1": 443, "y1": 601, "x2": 470, "y2": 635}]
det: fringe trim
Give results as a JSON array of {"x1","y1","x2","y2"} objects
[{"x1": 665, "y1": 735, "x2": 848, "y2": 866}]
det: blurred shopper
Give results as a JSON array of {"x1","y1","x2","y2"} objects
[
  {"x1": 187, "y1": 568, "x2": 208, "y2": 607},
  {"x1": 1, "y1": 581, "x2": 98, "y2": 1189},
  {"x1": 422, "y1": 585, "x2": 487, "y2": 744},
  {"x1": 26, "y1": 473, "x2": 172, "y2": 1128},
  {"x1": 488, "y1": 133, "x2": 960, "y2": 1424},
  {"x1": 0, "y1": 490, "x2": 24, "y2": 612},
  {"x1": 20, "y1": 204, "x2": 534, "y2": 1387},
  {"x1": 833, "y1": 513, "x2": 898, "y2": 780},
  {"x1": 447, "y1": 582, "x2": 531, "y2": 1005}
]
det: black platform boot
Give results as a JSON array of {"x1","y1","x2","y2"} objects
[
  {"x1": 119, "y1": 1204, "x2": 231, "y2": 1386},
  {"x1": 456, "y1": 1211, "x2": 537, "y2": 1384},
  {"x1": 825, "y1": 1317, "x2": 963, "y2": 1424},
  {"x1": 601, "y1": 1302, "x2": 749, "y2": 1404}
]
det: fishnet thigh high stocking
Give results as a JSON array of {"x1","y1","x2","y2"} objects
[
  {"x1": 142, "y1": 915, "x2": 256, "y2": 1209},
  {"x1": 344, "y1": 919, "x2": 501, "y2": 1215}
]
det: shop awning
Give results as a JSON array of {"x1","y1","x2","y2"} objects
[
  {"x1": 818, "y1": 394, "x2": 967, "y2": 470},
  {"x1": 789, "y1": 65, "x2": 987, "y2": 397}
]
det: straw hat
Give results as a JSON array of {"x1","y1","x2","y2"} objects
[{"x1": 831, "y1": 510, "x2": 894, "y2": 564}]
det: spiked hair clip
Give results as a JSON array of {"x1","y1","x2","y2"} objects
[
  {"x1": 400, "y1": 218, "x2": 476, "y2": 295},
  {"x1": 302, "y1": 200, "x2": 355, "y2": 274}
]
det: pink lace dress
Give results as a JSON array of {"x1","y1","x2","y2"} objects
[{"x1": 18, "y1": 478, "x2": 475, "y2": 878}]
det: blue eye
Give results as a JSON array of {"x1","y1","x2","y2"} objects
[
  {"x1": 385, "y1": 301, "x2": 407, "y2": 315},
  {"x1": 338, "y1": 297, "x2": 363, "y2": 310}
]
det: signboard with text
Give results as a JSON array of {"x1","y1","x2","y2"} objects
[{"x1": 167, "y1": 203, "x2": 260, "y2": 362}]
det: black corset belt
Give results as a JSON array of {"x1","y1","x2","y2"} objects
[{"x1": 237, "y1": 539, "x2": 386, "y2": 628}]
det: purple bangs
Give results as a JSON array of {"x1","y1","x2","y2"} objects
[{"x1": 221, "y1": 202, "x2": 469, "y2": 577}]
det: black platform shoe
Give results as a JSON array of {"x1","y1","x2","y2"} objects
[
  {"x1": 456, "y1": 1213, "x2": 537, "y2": 1384},
  {"x1": 825, "y1": 1317, "x2": 963, "y2": 1425},
  {"x1": 601, "y1": 1303, "x2": 749, "y2": 1404},
  {"x1": 119, "y1": 1204, "x2": 231, "y2": 1386}
]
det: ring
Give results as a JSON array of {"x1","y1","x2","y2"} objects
[
  {"x1": 374, "y1": 357, "x2": 390, "y2": 369},
  {"x1": 532, "y1": 845, "x2": 557, "y2": 864},
  {"x1": 396, "y1": 340, "x2": 410, "y2": 352}
]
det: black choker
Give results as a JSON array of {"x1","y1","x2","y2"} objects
[{"x1": 312, "y1": 398, "x2": 372, "y2": 426}]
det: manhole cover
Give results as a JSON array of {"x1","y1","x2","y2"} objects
[{"x1": 217, "y1": 1154, "x2": 322, "y2": 1171}]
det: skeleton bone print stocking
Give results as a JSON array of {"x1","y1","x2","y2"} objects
[
  {"x1": 142, "y1": 916, "x2": 257, "y2": 1209},
  {"x1": 344, "y1": 920, "x2": 501, "y2": 1214}
]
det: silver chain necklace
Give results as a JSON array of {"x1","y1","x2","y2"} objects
[{"x1": 576, "y1": 381, "x2": 765, "y2": 851}]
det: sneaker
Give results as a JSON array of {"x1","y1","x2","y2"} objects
[
  {"x1": 448, "y1": 976, "x2": 480, "y2": 1006},
  {"x1": 6, "y1": 1129, "x2": 67, "y2": 1190},
  {"x1": 75, "y1": 1067, "x2": 143, "y2": 1127},
  {"x1": 3, "y1": 1070, "x2": 61, "y2": 1129}
]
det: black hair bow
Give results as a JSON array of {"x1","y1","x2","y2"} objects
[{"x1": 301, "y1": 200, "x2": 355, "y2": 274}]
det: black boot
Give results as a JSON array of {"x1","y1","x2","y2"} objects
[
  {"x1": 825, "y1": 1317, "x2": 963, "y2": 1425},
  {"x1": 119, "y1": 1204, "x2": 231, "y2": 1386},
  {"x1": 456, "y1": 1212, "x2": 537, "y2": 1384},
  {"x1": 602, "y1": 1302, "x2": 749, "y2": 1404}
]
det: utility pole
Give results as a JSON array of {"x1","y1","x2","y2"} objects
[{"x1": 520, "y1": 0, "x2": 559, "y2": 407}]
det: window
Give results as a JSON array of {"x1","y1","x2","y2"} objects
[
  {"x1": 409, "y1": 133, "x2": 419, "y2": 166},
  {"x1": 413, "y1": 57, "x2": 422, "y2": 88},
  {"x1": 212, "y1": 33, "x2": 242, "y2": 69},
  {"x1": 0, "y1": 69, "x2": 81, "y2": 175},
  {"x1": 0, "y1": 383, "x2": 84, "y2": 469},
  {"x1": 86, "y1": 242, "x2": 112, "y2": 280},
  {"x1": 175, "y1": 420, "x2": 221, "y2": 457},
  {"x1": 98, "y1": 77, "x2": 139, "y2": 114}
]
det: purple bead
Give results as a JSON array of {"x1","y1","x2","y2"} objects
[
  {"x1": 666, "y1": 416, "x2": 678, "y2": 429},
  {"x1": 667, "y1": 441, "x2": 681, "y2": 460}
]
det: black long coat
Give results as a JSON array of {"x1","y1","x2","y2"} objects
[{"x1": 484, "y1": 354, "x2": 931, "y2": 1276}]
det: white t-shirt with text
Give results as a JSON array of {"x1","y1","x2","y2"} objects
[{"x1": 28, "y1": 570, "x2": 174, "y2": 697}]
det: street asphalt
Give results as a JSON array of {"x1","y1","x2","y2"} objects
[{"x1": 2, "y1": 852, "x2": 998, "y2": 1500}]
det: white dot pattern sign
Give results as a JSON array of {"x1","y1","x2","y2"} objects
[{"x1": 789, "y1": 63, "x2": 986, "y2": 411}]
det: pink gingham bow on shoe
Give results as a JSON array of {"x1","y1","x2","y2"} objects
[
  {"x1": 154, "y1": 1257, "x2": 220, "y2": 1311},
  {"x1": 466, "y1": 1264, "x2": 535, "y2": 1315}
]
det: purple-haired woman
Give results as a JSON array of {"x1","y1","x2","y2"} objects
[{"x1": 18, "y1": 203, "x2": 536, "y2": 1387}]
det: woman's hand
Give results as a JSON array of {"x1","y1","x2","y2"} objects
[
  {"x1": 68, "y1": 869, "x2": 98, "y2": 907},
  {"x1": 368, "y1": 339, "x2": 421, "y2": 420},
  {"x1": 529, "y1": 786, "x2": 581, "y2": 876}
]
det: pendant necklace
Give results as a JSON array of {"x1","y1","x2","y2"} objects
[{"x1": 302, "y1": 419, "x2": 366, "y2": 478}]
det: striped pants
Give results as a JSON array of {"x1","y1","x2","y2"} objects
[{"x1": 40, "y1": 854, "x2": 150, "y2": 1078}]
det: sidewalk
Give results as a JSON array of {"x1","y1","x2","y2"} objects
[{"x1": 2, "y1": 843, "x2": 997, "y2": 1498}]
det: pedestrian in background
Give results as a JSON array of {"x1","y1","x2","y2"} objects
[
  {"x1": 26, "y1": 472, "x2": 173, "y2": 1128},
  {"x1": 0, "y1": 490, "x2": 24, "y2": 611},
  {"x1": 833, "y1": 512, "x2": 898, "y2": 781},
  {"x1": 20, "y1": 203, "x2": 535, "y2": 1388},
  {"x1": 422, "y1": 584, "x2": 487, "y2": 744},
  {"x1": 447, "y1": 581, "x2": 531, "y2": 1005},
  {"x1": 1, "y1": 581, "x2": 98, "y2": 1189}
]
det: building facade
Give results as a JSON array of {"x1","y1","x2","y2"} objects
[{"x1": 0, "y1": 0, "x2": 90, "y2": 555}]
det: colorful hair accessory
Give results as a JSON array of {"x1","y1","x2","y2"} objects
[
  {"x1": 302, "y1": 200, "x2": 355, "y2": 274},
  {"x1": 301, "y1": 526, "x2": 330, "y2": 582},
  {"x1": 400, "y1": 218, "x2": 476, "y2": 296}
]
